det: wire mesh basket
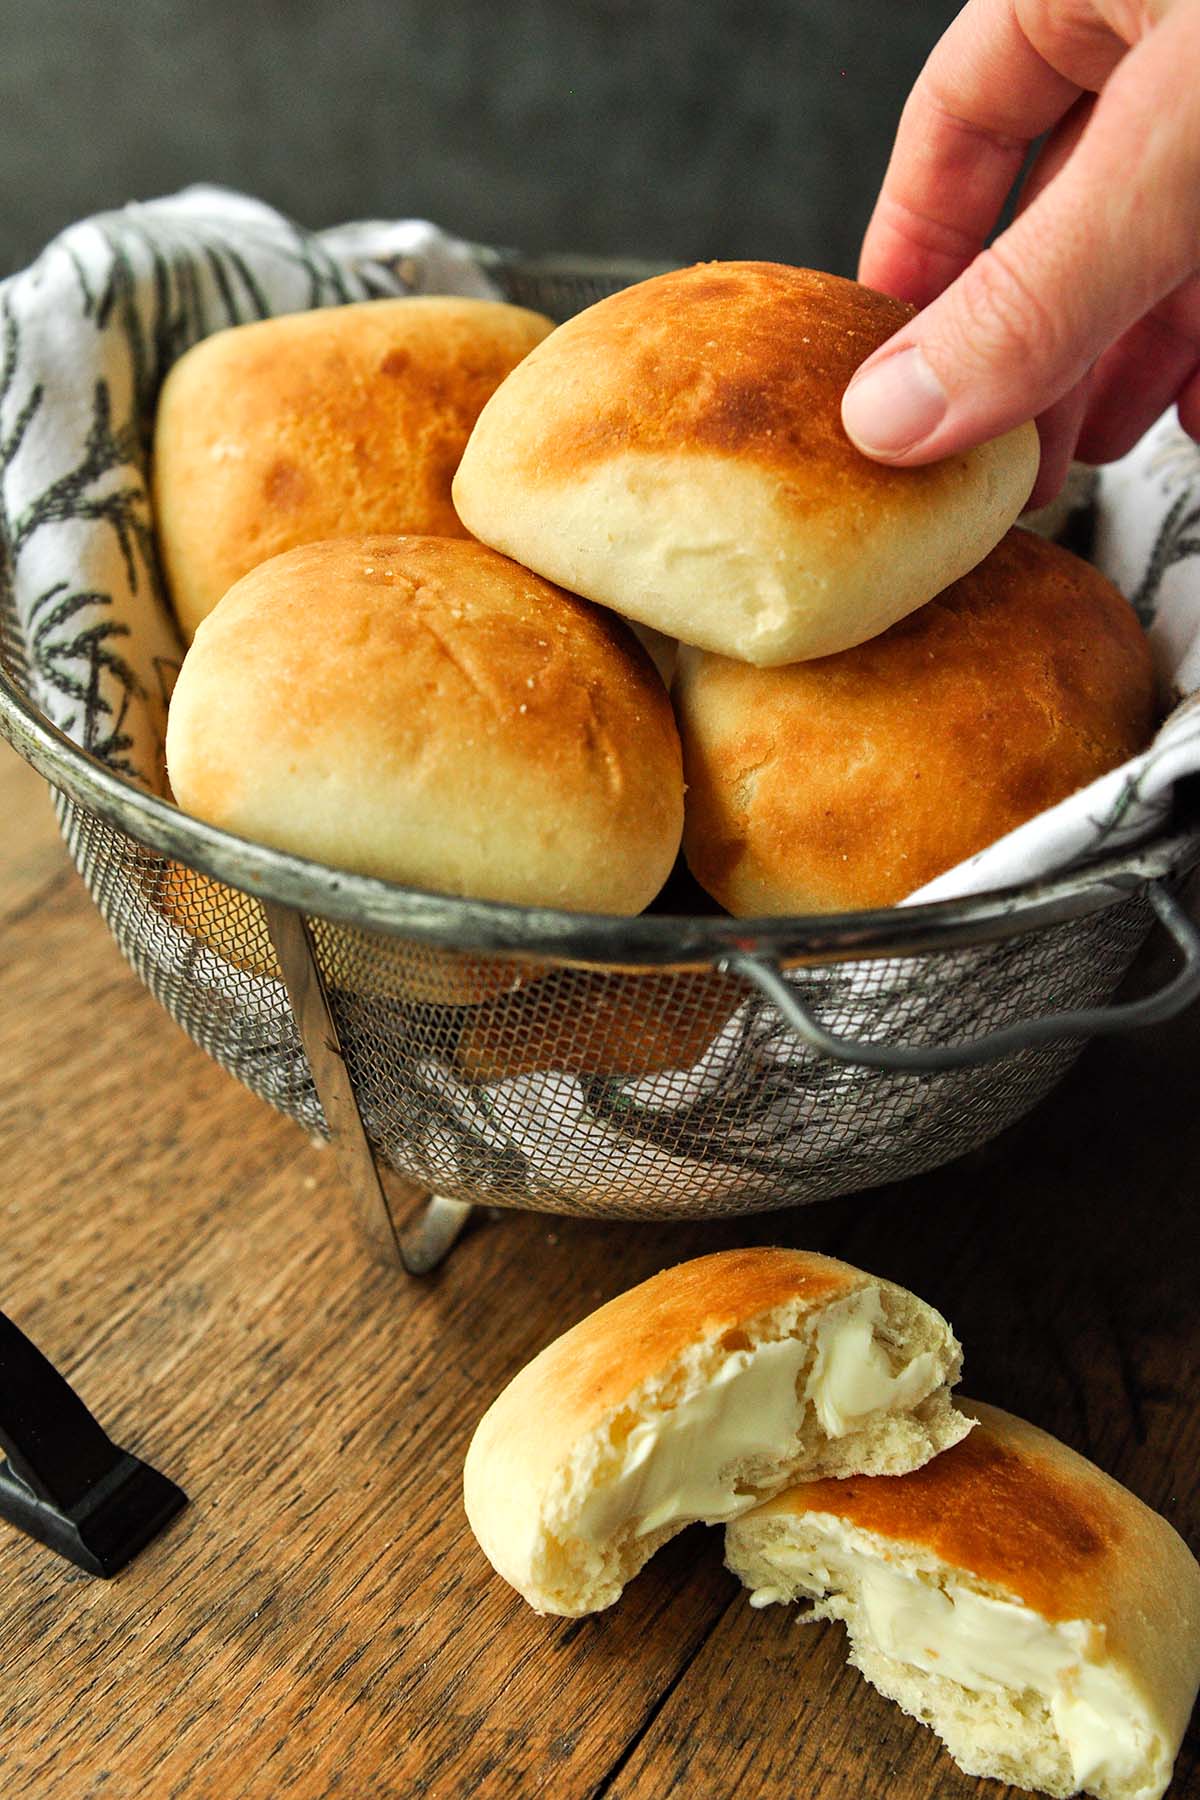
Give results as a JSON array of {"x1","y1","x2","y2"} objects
[{"x1": 4, "y1": 249, "x2": 1200, "y2": 1269}]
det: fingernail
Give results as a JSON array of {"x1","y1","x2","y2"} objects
[{"x1": 842, "y1": 346, "x2": 948, "y2": 456}]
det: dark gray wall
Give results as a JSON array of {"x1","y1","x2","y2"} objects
[{"x1": 1, "y1": 1, "x2": 962, "y2": 278}]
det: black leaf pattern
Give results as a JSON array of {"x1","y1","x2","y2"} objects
[
  {"x1": 0, "y1": 304, "x2": 44, "y2": 476},
  {"x1": 28, "y1": 580, "x2": 145, "y2": 770},
  {"x1": 2, "y1": 195, "x2": 446, "y2": 798},
  {"x1": 11, "y1": 378, "x2": 153, "y2": 590},
  {"x1": 62, "y1": 241, "x2": 97, "y2": 317}
]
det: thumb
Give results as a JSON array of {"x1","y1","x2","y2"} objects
[{"x1": 842, "y1": 4, "x2": 1200, "y2": 464}]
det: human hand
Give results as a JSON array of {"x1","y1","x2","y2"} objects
[{"x1": 840, "y1": 0, "x2": 1200, "y2": 509}]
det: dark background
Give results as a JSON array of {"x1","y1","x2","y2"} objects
[{"x1": 1, "y1": 0, "x2": 962, "y2": 279}]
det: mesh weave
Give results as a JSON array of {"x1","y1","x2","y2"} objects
[{"x1": 50, "y1": 790, "x2": 1148, "y2": 1219}]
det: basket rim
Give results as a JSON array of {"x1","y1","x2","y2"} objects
[{"x1": 4, "y1": 661, "x2": 1198, "y2": 965}]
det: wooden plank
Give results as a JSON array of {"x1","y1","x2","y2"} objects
[
  {"x1": 0, "y1": 862, "x2": 761, "y2": 1798},
  {"x1": 0, "y1": 743, "x2": 68, "y2": 923}
]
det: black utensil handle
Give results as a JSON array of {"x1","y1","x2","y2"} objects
[{"x1": 0, "y1": 1310, "x2": 186, "y2": 1577}]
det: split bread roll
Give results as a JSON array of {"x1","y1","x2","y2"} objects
[
  {"x1": 463, "y1": 1248, "x2": 971, "y2": 1617},
  {"x1": 677, "y1": 529, "x2": 1158, "y2": 915},
  {"x1": 725, "y1": 1401, "x2": 1200, "y2": 1800},
  {"x1": 154, "y1": 296, "x2": 553, "y2": 642},
  {"x1": 452, "y1": 260, "x2": 1039, "y2": 665},
  {"x1": 165, "y1": 535, "x2": 684, "y2": 914}
]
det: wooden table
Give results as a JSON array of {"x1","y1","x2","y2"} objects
[{"x1": 1, "y1": 740, "x2": 1198, "y2": 1800}]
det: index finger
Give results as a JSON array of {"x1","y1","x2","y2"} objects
[{"x1": 858, "y1": 0, "x2": 1104, "y2": 307}]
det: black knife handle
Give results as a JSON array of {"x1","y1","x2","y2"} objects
[{"x1": 0, "y1": 1310, "x2": 186, "y2": 1577}]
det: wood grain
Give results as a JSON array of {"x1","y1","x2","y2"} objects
[{"x1": 0, "y1": 741, "x2": 1197, "y2": 1800}]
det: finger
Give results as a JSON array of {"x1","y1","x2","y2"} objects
[
  {"x1": 843, "y1": 2, "x2": 1200, "y2": 464},
  {"x1": 1007, "y1": 92, "x2": 1097, "y2": 502},
  {"x1": 857, "y1": 0, "x2": 1106, "y2": 308},
  {"x1": 1013, "y1": 90, "x2": 1095, "y2": 214},
  {"x1": 1027, "y1": 375, "x2": 1092, "y2": 512},
  {"x1": 1076, "y1": 274, "x2": 1200, "y2": 462}
]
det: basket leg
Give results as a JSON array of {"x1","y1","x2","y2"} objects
[{"x1": 263, "y1": 900, "x2": 475, "y2": 1275}]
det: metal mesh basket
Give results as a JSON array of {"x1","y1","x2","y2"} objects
[{"x1": 4, "y1": 253, "x2": 1200, "y2": 1265}]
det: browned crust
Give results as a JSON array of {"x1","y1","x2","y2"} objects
[
  {"x1": 496, "y1": 1249, "x2": 862, "y2": 1433},
  {"x1": 165, "y1": 534, "x2": 683, "y2": 909},
  {"x1": 172, "y1": 535, "x2": 675, "y2": 824},
  {"x1": 679, "y1": 528, "x2": 1157, "y2": 913},
  {"x1": 471, "y1": 262, "x2": 973, "y2": 519},
  {"x1": 150, "y1": 859, "x2": 281, "y2": 979},
  {"x1": 453, "y1": 968, "x2": 737, "y2": 1081},
  {"x1": 755, "y1": 1400, "x2": 1194, "y2": 1631}
]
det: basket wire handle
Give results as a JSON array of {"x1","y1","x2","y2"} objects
[
  {"x1": 720, "y1": 881, "x2": 1200, "y2": 1073},
  {"x1": 263, "y1": 902, "x2": 474, "y2": 1275}
]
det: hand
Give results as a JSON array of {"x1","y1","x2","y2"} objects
[{"x1": 840, "y1": 0, "x2": 1200, "y2": 509}]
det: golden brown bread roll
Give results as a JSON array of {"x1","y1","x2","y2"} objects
[
  {"x1": 452, "y1": 261, "x2": 1038, "y2": 666},
  {"x1": 153, "y1": 296, "x2": 554, "y2": 642},
  {"x1": 149, "y1": 856, "x2": 544, "y2": 1006},
  {"x1": 463, "y1": 1247, "x2": 970, "y2": 1616},
  {"x1": 676, "y1": 529, "x2": 1157, "y2": 915},
  {"x1": 165, "y1": 535, "x2": 684, "y2": 914},
  {"x1": 726, "y1": 1401, "x2": 1200, "y2": 1800},
  {"x1": 150, "y1": 858, "x2": 281, "y2": 979}
]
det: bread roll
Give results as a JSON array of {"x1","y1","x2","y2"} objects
[
  {"x1": 452, "y1": 261, "x2": 1038, "y2": 666},
  {"x1": 725, "y1": 1401, "x2": 1200, "y2": 1800},
  {"x1": 452, "y1": 967, "x2": 736, "y2": 1081},
  {"x1": 165, "y1": 535, "x2": 684, "y2": 913},
  {"x1": 463, "y1": 1248, "x2": 970, "y2": 1616},
  {"x1": 149, "y1": 857, "x2": 544, "y2": 1006},
  {"x1": 677, "y1": 529, "x2": 1157, "y2": 915},
  {"x1": 150, "y1": 858, "x2": 281, "y2": 980},
  {"x1": 152, "y1": 776, "x2": 541, "y2": 1004},
  {"x1": 154, "y1": 296, "x2": 553, "y2": 641}
]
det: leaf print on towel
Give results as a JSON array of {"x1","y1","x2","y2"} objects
[
  {"x1": 26, "y1": 580, "x2": 144, "y2": 771},
  {"x1": 10, "y1": 379, "x2": 150, "y2": 583},
  {"x1": 1, "y1": 192, "x2": 476, "y2": 791}
]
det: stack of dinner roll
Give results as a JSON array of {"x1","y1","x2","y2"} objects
[
  {"x1": 160, "y1": 262, "x2": 1158, "y2": 930},
  {"x1": 463, "y1": 1248, "x2": 1200, "y2": 1800},
  {"x1": 160, "y1": 294, "x2": 685, "y2": 924}
]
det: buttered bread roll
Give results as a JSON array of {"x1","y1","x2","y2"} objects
[
  {"x1": 452, "y1": 261, "x2": 1038, "y2": 666},
  {"x1": 463, "y1": 1248, "x2": 970, "y2": 1617},
  {"x1": 165, "y1": 535, "x2": 684, "y2": 911},
  {"x1": 678, "y1": 529, "x2": 1157, "y2": 915},
  {"x1": 154, "y1": 296, "x2": 553, "y2": 641},
  {"x1": 726, "y1": 1402, "x2": 1200, "y2": 1800}
]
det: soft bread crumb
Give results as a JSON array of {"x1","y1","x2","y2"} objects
[
  {"x1": 725, "y1": 1402, "x2": 1200, "y2": 1800},
  {"x1": 463, "y1": 1250, "x2": 969, "y2": 1617}
]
